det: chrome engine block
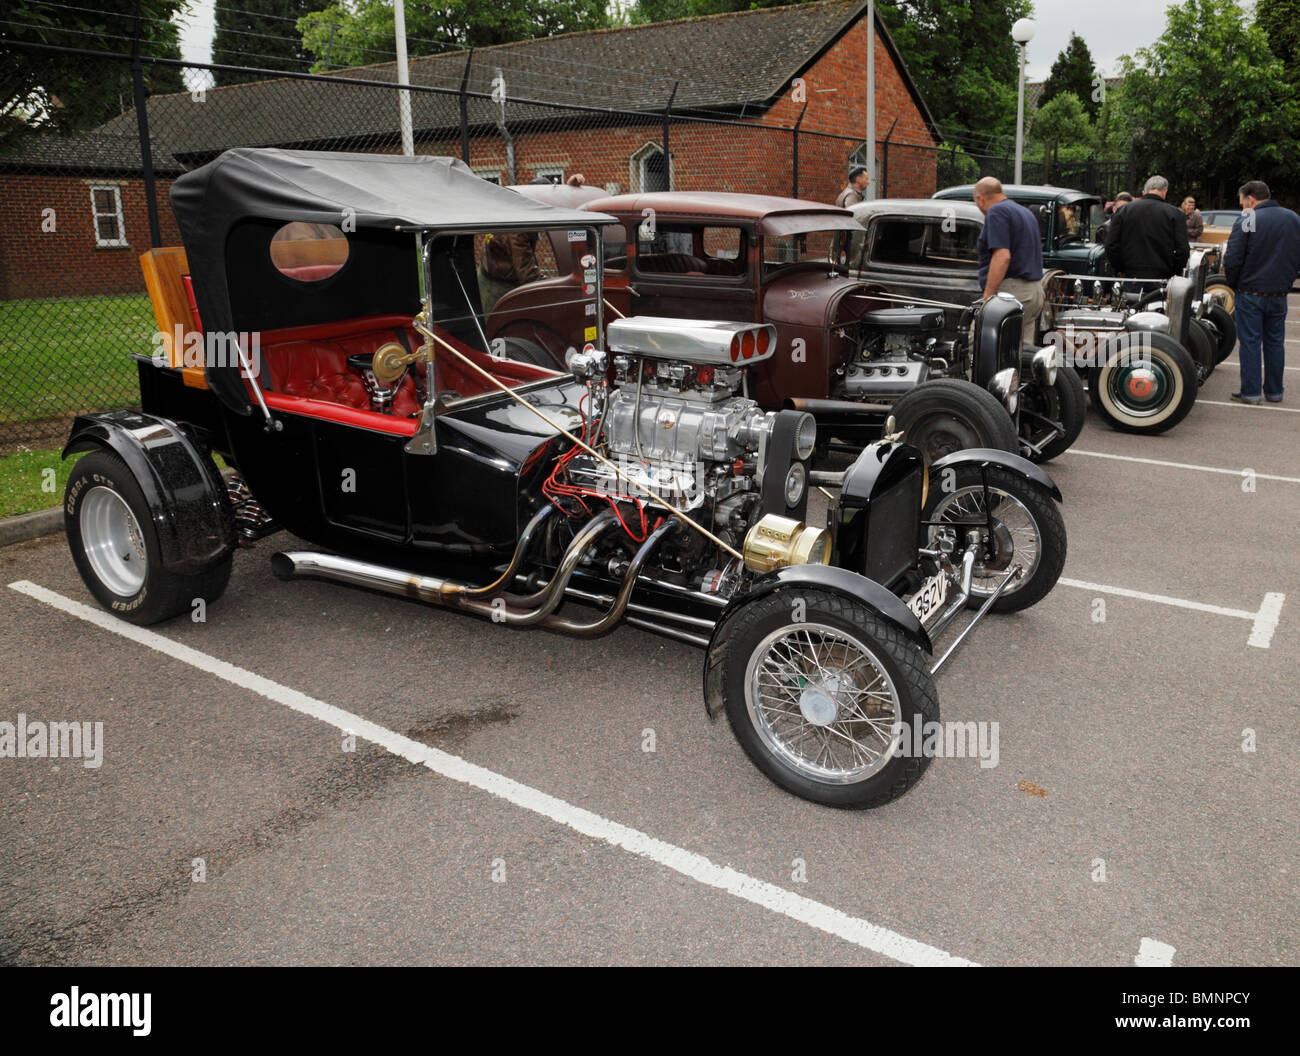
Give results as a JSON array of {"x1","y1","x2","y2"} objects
[{"x1": 566, "y1": 317, "x2": 794, "y2": 515}]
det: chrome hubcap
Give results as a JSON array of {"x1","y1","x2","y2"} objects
[
  {"x1": 745, "y1": 623, "x2": 901, "y2": 784},
  {"x1": 81, "y1": 486, "x2": 147, "y2": 596}
]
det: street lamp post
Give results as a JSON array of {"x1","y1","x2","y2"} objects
[
  {"x1": 1012, "y1": 18, "x2": 1035, "y2": 185},
  {"x1": 866, "y1": 0, "x2": 876, "y2": 199}
]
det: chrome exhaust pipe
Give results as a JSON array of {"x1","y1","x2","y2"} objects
[
  {"x1": 272, "y1": 509, "x2": 619, "y2": 626},
  {"x1": 543, "y1": 517, "x2": 677, "y2": 637}
]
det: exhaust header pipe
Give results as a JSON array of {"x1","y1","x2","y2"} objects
[{"x1": 272, "y1": 509, "x2": 678, "y2": 638}]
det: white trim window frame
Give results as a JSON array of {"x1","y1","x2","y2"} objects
[
  {"x1": 89, "y1": 184, "x2": 128, "y2": 248},
  {"x1": 473, "y1": 167, "x2": 503, "y2": 185},
  {"x1": 629, "y1": 142, "x2": 670, "y2": 193},
  {"x1": 532, "y1": 166, "x2": 565, "y2": 185}
]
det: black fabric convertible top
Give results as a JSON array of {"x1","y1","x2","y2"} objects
[
  {"x1": 170, "y1": 148, "x2": 612, "y2": 240},
  {"x1": 168, "y1": 148, "x2": 613, "y2": 414}
]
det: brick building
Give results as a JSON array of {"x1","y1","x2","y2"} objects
[{"x1": 1, "y1": 0, "x2": 938, "y2": 301}]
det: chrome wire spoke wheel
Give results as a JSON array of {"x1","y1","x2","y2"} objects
[
  {"x1": 744, "y1": 622, "x2": 901, "y2": 785},
  {"x1": 80, "y1": 485, "x2": 148, "y2": 596},
  {"x1": 928, "y1": 484, "x2": 1040, "y2": 597}
]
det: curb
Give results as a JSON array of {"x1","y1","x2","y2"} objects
[{"x1": 0, "y1": 506, "x2": 63, "y2": 547}]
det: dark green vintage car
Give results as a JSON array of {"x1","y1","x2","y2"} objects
[
  {"x1": 934, "y1": 183, "x2": 1231, "y2": 312},
  {"x1": 933, "y1": 184, "x2": 1109, "y2": 276}
]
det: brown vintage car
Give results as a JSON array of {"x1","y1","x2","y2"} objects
[{"x1": 485, "y1": 190, "x2": 1027, "y2": 461}]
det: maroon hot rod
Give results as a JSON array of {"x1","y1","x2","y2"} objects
[{"x1": 485, "y1": 191, "x2": 1039, "y2": 463}]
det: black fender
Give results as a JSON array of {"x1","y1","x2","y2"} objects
[
  {"x1": 702, "y1": 563, "x2": 930, "y2": 720},
  {"x1": 64, "y1": 409, "x2": 234, "y2": 574},
  {"x1": 929, "y1": 447, "x2": 1062, "y2": 502}
]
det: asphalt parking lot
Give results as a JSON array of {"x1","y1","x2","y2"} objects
[{"x1": 2, "y1": 302, "x2": 1296, "y2": 967}]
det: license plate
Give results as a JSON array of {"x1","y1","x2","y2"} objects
[{"x1": 907, "y1": 570, "x2": 949, "y2": 624}]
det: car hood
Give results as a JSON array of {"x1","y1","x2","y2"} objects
[
  {"x1": 1047, "y1": 242, "x2": 1109, "y2": 275},
  {"x1": 762, "y1": 269, "x2": 868, "y2": 325}
]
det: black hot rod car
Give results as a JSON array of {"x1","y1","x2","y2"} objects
[{"x1": 61, "y1": 149, "x2": 1066, "y2": 808}]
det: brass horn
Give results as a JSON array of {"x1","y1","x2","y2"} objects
[{"x1": 372, "y1": 341, "x2": 422, "y2": 385}]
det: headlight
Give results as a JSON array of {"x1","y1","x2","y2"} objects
[
  {"x1": 989, "y1": 366, "x2": 1019, "y2": 415},
  {"x1": 783, "y1": 462, "x2": 806, "y2": 506},
  {"x1": 791, "y1": 412, "x2": 816, "y2": 461},
  {"x1": 742, "y1": 514, "x2": 831, "y2": 573},
  {"x1": 1030, "y1": 345, "x2": 1058, "y2": 387}
]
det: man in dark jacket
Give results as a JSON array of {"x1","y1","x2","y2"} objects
[
  {"x1": 1104, "y1": 175, "x2": 1190, "y2": 279},
  {"x1": 1223, "y1": 180, "x2": 1300, "y2": 403}
]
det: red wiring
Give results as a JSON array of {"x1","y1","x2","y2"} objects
[{"x1": 542, "y1": 386, "x2": 650, "y2": 542}]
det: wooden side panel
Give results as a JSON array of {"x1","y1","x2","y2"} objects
[{"x1": 139, "y1": 247, "x2": 208, "y2": 389}]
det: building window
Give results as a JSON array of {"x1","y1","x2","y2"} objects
[
  {"x1": 531, "y1": 166, "x2": 564, "y2": 185},
  {"x1": 630, "y1": 143, "x2": 669, "y2": 193},
  {"x1": 90, "y1": 185, "x2": 127, "y2": 248},
  {"x1": 474, "y1": 169, "x2": 502, "y2": 185}
]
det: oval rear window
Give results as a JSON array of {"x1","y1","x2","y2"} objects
[{"x1": 270, "y1": 221, "x2": 348, "y2": 282}]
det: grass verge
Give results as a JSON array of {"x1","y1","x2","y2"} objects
[
  {"x1": 0, "y1": 292, "x2": 151, "y2": 424},
  {"x1": 0, "y1": 446, "x2": 83, "y2": 519}
]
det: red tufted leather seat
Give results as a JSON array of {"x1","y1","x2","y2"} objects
[
  {"x1": 266, "y1": 341, "x2": 370, "y2": 408},
  {"x1": 255, "y1": 315, "x2": 559, "y2": 425}
]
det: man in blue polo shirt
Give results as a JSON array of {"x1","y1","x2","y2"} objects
[
  {"x1": 1223, "y1": 180, "x2": 1300, "y2": 404},
  {"x1": 973, "y1": 176, "x2": 1044, "y2": 346}
]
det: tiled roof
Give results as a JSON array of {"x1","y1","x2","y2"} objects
[
  {"x1": 6, "y1": 2, "x2": 937, "y2": 171},
  {"x1": 0, "y1": 128, "x2": 181, "y2": 174}
]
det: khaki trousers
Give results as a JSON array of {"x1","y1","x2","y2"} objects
[{"x1": 997, "y1": 275, "x2": 1045, "y2": 347}]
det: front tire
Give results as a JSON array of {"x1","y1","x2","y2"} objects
[
  {"x1": 1186, "y1": 318, "x2": 1216, "y2": 382},
  {"x1": 65, "y1": 450, "x2": 232, "y2": 625},
  {"x1": 1203, "y1": 303, "x2": 1236, "y2": 364},
  {"x1": 719, "y1": 590, "x2": 937, "y2": 809},
  {"x1": 1019, "y1": 355, "x2": 1085, "y2": 462},
  {"x1": 1205, "y1": 275, "x2": 1234, "y2": 315},
  {"x1": 1089, "y1": 331, "x2": 1198, "y2": 434},
  {"x1": 923, "y1": 464, "x2": 1066, "y2": 614},
  {"x1": 891, "y1": 378, "x2": 1018, "y2": 461}
]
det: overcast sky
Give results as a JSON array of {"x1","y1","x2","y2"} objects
[{"x1": 174, "y1": 0, "x2": 1189, "y2": 82}]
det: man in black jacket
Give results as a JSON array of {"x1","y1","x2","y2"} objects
[
  {"x1": 1104, "y1": 175, "x2": 1190, "y2": 280},
  {"x1": 1223, "y1": 180, "x2": 1300, "y2": 403}
]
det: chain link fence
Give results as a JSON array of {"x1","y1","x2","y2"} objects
[{"x1": 0, "y1": 38, "x2": 1123, "y2": 449}]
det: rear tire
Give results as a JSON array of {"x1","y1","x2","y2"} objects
[
  {"x1": 65, "y1": 450, "x2": 232, "y2": 625},
  {"x1": 1089, "y1": 331, "x2": 1198, "y2": 434},
  {"x1": 719, "y1": 589, "x2": 937, "y2": 809},
  {"x1": 1019, "y1": 355, "x2": 1085, "y2": 462},
  {"x1": 891, "y1": 379, "x2": 1018, "y2": 461}
]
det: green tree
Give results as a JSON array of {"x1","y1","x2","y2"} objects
[
  {"x1": 876, "y1": 0, "x2": 1032, "y2": 144},
  {"x1": 1115, "y1": 0, "x2": 1300, "y2": 204},
  {"x1": 1029, "y1": 91, "x2": 1092, "y2": 177},
  {"x1": 1256, "y1": 0, "x2": 1300, "y2": 85},
  {"x1": 1039, "y1": 31, "x2": 1100, "y2": 120},
  {"x1": 299, "y1": 0, "x2": 610, "y2": 69},
  {"x1": 0, "y1": 0, "x2": 185, "y2": 147},
  {"x1": 629, "y1": 0, "x2": 755, "y2": 21},
  {"x1": 213, "y1": 0, "x2": 331, "y2": 84}
]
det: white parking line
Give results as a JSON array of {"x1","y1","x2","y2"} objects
[
  {"x1": 1066, "y1": 448, "x2": 1300, "y2": 484},
  {"x1": 1057, "y1": 579, "x2": 1285, "y2": 649},
  {"x1": 1135, "y1": 937, "x2": 1176, "y2": 966},
  {"x1": 7, "y1": 579, "x2": 977, "y2": 968},
  {"x1": 1199, "y1": 399, "x2": 1300, "y2": 414}
]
